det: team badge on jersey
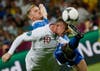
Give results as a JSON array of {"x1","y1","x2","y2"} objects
[
  {"x1": 26, "y1": 31, "x2": 32, "y2": 36},
  {"x1": 43, "y1": 35, "x2": 51, "y2": 44}
]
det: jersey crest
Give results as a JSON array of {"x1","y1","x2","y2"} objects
[
  {"x1": 26, "y1": 31, "x2": 32, "y2": 36},
  {"x1": 43, "y1": 35, "x2": 51, "y2": 44}
]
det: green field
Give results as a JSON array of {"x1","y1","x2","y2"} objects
[
  {"x1": 0, "y1": 50, "x2": 100, "y2": 71},
  {"x1": 88, "y1": 63, "x2": 100, "y2": 71}
]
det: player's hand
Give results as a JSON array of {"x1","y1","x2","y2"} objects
[
  {"x1": 2, "y1": 53, "x2": 12, "y2": 62},
  {"x1": 39, "y1": 4, "x2": 47, "y2": 18}
]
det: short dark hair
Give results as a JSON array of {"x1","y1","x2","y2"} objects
[{"x1": 56, "y1": 18, "x2": 68, "y2": 30}]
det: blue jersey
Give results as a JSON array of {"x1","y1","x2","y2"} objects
[
  {"x1": 31, "y1": 18, "x2": 49, "y2": 30},
  {"x1": 54, "y1": 35, "x2": 84, "y2": 66}
]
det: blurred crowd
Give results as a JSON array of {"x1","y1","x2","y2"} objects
[{"x1": 0, "y1": 0, "x2": 100, "y2": 57}]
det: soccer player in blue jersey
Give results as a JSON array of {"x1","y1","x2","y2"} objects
[{"x1": 54, "y1": 27, "x2": 87, "y2": 71}]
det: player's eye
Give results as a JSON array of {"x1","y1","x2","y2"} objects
[{"x1": 34, "y1": 9, "x2": 39, "y2": 13}]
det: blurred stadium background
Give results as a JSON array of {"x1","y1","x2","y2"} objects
[{"x1": 0, "y1": 0, "x2": 100, "y2": 71}]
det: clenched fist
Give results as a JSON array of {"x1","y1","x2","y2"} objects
[
  {"x1": 2, "y1": 53, "x2": 12, "y2": 62},
  {"x1": 39, "y1": 4, "x2": 47, "y2": 18}
]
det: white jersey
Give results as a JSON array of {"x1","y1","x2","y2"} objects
[
  {"x1": 7, "y1": 24, "x2": 57, "y2": 71},
  {"x1": 7, "y1": 24, "x2": 69, "y2": 71},
  {"x1": 30, "y1": 18, "x2": 57, "y2": 50},
  {"x1": 8, "y1": 24, "x2": 57, "y2": 55},
  {"x1": 30, "y1": 24, "x2": 57, "y2": 50}
]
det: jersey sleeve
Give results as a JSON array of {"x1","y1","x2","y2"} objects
[
  {"x1": 57, "y1": 35, "x2": 70, "y2": 44},
  {"x1": 23, "y1": 28, "x2": 46, "y2": 41},
  {"x1": 8, "y1": 33, "x2": 27, "y2": 55},
  {"x1": 8, "y1": 27, "x2": 46, "y2": 55}
]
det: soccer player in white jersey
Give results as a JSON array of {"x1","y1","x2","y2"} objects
[
  {"x1": 1, "y1": 3, "x2": 56, "y2": 71},
  {"x1": 27, "y1": 3, "x2": 57, "y2": 46},
  {"x1": 2, "y1": 19, "x2": 69, "y2": 71},
  {"x1": 26, "y1": 4, "x2": 58, "y2": 70}
]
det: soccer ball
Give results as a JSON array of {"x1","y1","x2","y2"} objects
[{"x1": 62, "y1": 7, "x2": 79, "y2": 22}]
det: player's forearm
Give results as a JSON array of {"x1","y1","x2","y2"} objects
[
  {"x1": 68, "y1": 36, "x2": 81, "y2": 50},
  {"x1": 39, "y1": 4, "x2": 47, "y2": 18},
  {"x1": 8, "y1": 34, "x2": 25, "y2": 55}
]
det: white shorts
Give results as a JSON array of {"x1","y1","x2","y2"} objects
[{"x1": 25, "y1": 49, "x2": 45, "y2": 71}]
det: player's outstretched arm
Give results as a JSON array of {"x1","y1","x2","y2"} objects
[
  {"x1": 1, "y1": 31, "x2": 35, "y2": 62},
  {"x1": 2, "y1": 33, "x2": 27, "y2": 62},
  {"x1": 68, "y1": 24, "x2": 84, "y2": 38},
  {"x1": 39, "y1": 4, "x2": 47, "y2": 19},
  {"x1": 2, "y1": 27, "x2": 47, "y2": 62}
]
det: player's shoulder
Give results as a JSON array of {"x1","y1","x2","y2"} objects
[
  {"x1": 33, "y1": 24, "x2": 49, "y2": 32},
  {"x1": 40, "y1": 24, "x2": 51, "y2": 34}
]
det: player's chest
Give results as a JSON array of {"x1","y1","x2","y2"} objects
[{"x1": 34, "y1": 35, "x2": 57, "y2": 48}]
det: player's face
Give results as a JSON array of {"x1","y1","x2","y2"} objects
[
  {"x1": 28, "y1": 6, "x2": 43, "y2": 21},
  {"x1": 56, "y1": 22, "x2": 66, "y2": 36}
]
